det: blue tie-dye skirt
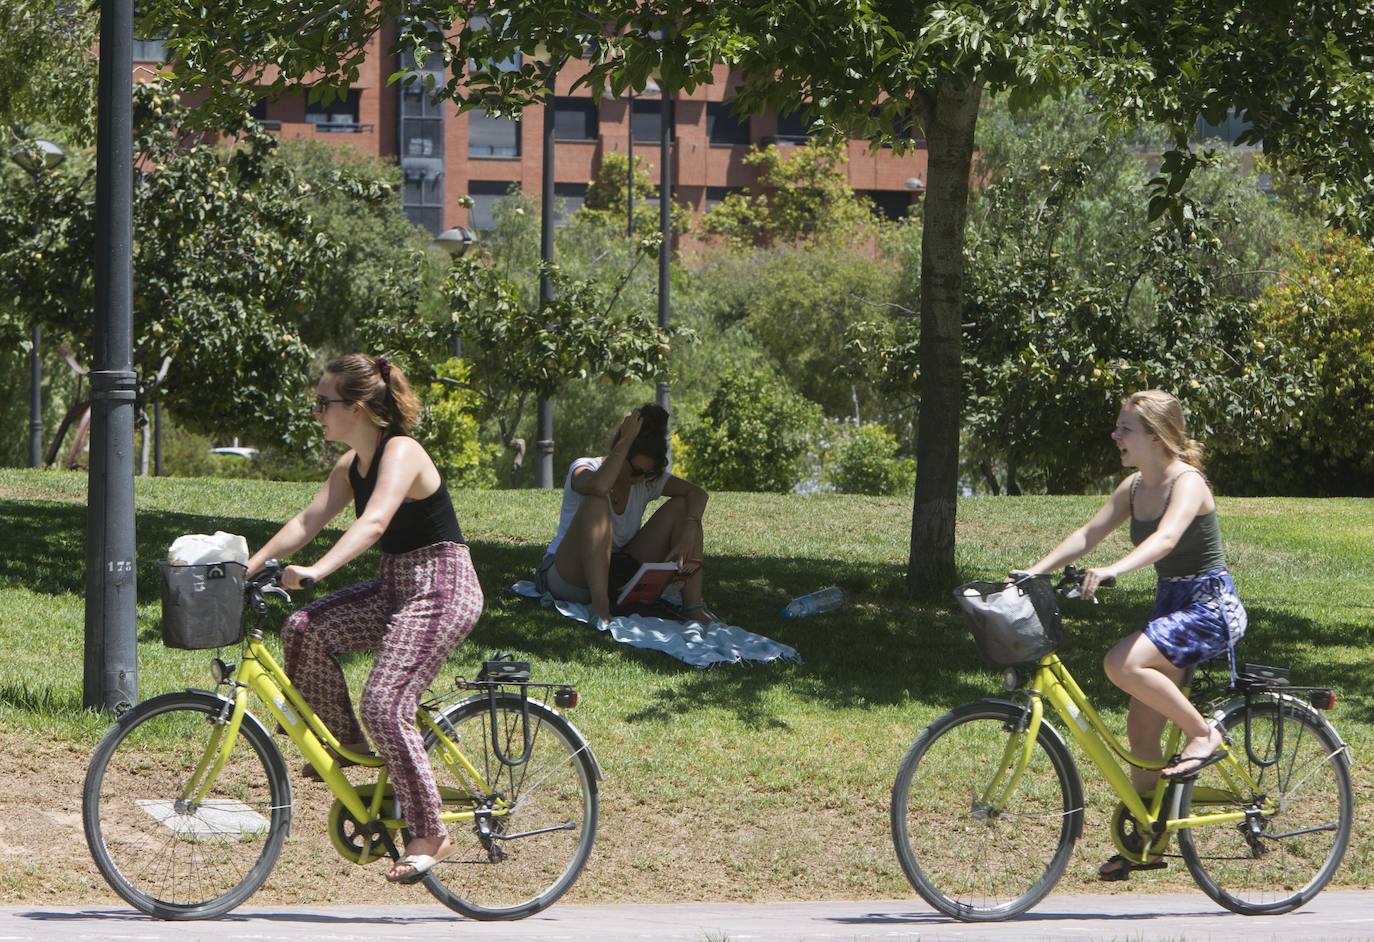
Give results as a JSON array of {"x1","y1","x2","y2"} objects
[{"x1": 1143, "y1": 567, "x2": 1247, "y2": 672}]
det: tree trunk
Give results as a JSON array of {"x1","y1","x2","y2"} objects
[{"x1": 907, "y1": 78, "x2": 981, "y2": 598}]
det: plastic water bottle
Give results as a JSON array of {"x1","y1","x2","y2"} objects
[{"x1": 781, "y1": 586, "x2": 844, "y2": 618}]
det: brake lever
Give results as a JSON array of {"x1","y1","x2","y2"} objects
[{"x1": 262, "y1": 585, "x2": 291, "y2": 604}]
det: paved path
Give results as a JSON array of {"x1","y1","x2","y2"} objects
[{"x1": 3, "y1": 893, "x2": 1372, "y2": 942}]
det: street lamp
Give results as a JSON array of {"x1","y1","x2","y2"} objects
[
  {"x1": 435, "y1": 225, "x2": 477, "y2": 257},
  {"x1": 10, "y1": 138, "x2": 67, "y2": 469},
  {"x1": 434, "y1": 226, "x2": 477, "y2": 358}
]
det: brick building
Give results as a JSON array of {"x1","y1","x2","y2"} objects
[{"x1": 134, "y1": 35, "x2": 929, "y2": 237}]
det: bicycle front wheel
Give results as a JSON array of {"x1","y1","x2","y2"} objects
[
  {"x1": 418, "y1": 693, "x2": 599, "y2": 920},
  {"x1": 1180, "y1": 699, "x2": 1352, "y2": 915},
  {"x1": 82, "y1": 690, "x2": 293, "y2": 919},
  {"x1": 891, "y1": 700, "x2": 1083, "y2": 921}
]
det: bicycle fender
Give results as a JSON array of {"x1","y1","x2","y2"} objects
[
  {"x1": 959, "y1": 697, "x2": 1077, "y2": 756},
  {"x1": 1213, "y1": 693, "x2": 1350, "y2": 754},
  {"x1": 440, "y1": 692, "x2": 604, "y2": 782},
  {"x1": 176, "y1": 686, "x2": 278, "y2": 740}
]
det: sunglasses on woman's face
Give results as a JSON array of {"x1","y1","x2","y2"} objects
[
  {"x1": 313, "y1": 396, "x2": 349, "y2": 413},
  {"x1": 628, "y1": 464, "x2": 660, "y2": 480}
]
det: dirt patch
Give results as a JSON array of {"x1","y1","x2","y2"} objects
[{"x1": 8, "y1": 727, "x2": 1369, "y2": 909}]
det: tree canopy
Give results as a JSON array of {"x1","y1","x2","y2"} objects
[{"x1": 143, "y1": 0, "x2": 1374, "y2": 592}]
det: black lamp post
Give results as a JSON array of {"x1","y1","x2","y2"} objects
[
  {"x1": 85, "y1": 0, "x2": 138, "y2": 712},
  {"x1": 9, "y1": 139, "x2": 67, "y2": 469},
  {"x1": 656, "y1": 87, "x2": 673, "y2": 414}
]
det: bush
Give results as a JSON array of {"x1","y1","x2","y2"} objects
[
  {"x1": 1217, "y1": 231, "x2": 1374, "y2": 495},
  {"x1": 415, "y1": 358, "x2": 497, "y2": 490},
  {"x1": 828, "y1": 423, "x2": 915, "y2": 496},
  {"x1": 680, "y1": 368, "x2": 823, "y2": 492}
]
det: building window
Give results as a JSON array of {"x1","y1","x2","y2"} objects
[
  {"x1": 1195, "y1": 108, "x2": 1258, "y2": 147},
  {"x1": 133, "y1": 37, "x2": 166, "y2": 62},
  {"x1": 401, "y1": 86, "x2": 444, "y2": 156},
  {"x1": 707, "y1": 102, "x2": 750, "y2": 146},
  {"x1": 247, "y1": 98, "x2": 281, "y2": 130},
  {"x1": 774, "y1": 109, "x2": 813, "y2": 143},
  {"x1": 403, "y1": 171, "x2": 445, "y2": 234},
  {"x1": 554, "y1": 98, "x2": 599, "y2": 142},
  {"x1": 465, "y1": 14, "x2": 523, "y2": 73},
  {"x1": 705, "y1": 186, "x2": 742, "y2": 213},
  {"x1": 632, "y1": 98, "x2": 665, "y2": 143},
  {"x1": 305, "y1": 89, "x2": 363, "y2": 132},
  {"x1": 469, "y1": 180, "x2": 516, "y2": 231},
  {"x1": 865, "y1": 190, "x2": 912, "y2": 221},
  {"x1": 468, "y1": 110, "x2": 521, "y2": 158},
  {"x1": 553, "y1": 182, "x2": 588, "y2": 227}
]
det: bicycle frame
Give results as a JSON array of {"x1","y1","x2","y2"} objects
[
  {"x1": 185, "y1": 630, "x2": 510, "y2": 865},
  {"x1": 1002, "y1": 654, "x2": 1261, "y2": 859}
]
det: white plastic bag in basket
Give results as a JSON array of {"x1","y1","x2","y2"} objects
[{"x1": 167, "y1": 531, "x2": 249, "y2": 566}]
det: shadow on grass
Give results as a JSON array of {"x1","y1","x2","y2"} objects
[{"x1": 3, "y1": 499, "x2": 1371, "y2": 728}]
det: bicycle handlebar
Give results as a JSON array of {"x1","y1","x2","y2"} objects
[{"x1": 1009, "y1": 565, "x2": 1115, "y2": 596}]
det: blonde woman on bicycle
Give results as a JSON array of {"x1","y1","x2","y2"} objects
[
  {"x1": 1020, "y1": 389, "x2": 1246, "y2": 879},
  {"x1": 247, "y1": 353, "x2": 483, "y2": 885}
]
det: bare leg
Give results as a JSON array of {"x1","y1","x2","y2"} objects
[
  {"x1": 622, "y1": 497, "x2": 710, "y2": 613},
  {"x1": 1104, "y1": 632, "x2": 1221, "y2": 777},
  {"x1": 552, "y1": 496, "x2": 614, "y2": 620}
]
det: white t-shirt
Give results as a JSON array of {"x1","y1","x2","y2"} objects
[{"x1": 545, "y1": 456, "x2": 669, "y2": 556}]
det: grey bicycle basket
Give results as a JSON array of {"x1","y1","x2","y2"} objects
[
  {"x1": 954, "y1": 576, "x2": 1062, "y2": 667},
  {"x1": 157, "y1": 560, "x2": 247, "y2": 649}
]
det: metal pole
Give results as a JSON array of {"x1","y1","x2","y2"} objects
[
  {"x1": 535, "y1": 69, "x2": 556, "y2": 489},
  {"x1": 656, "y1": 92, "x2": 673, "y2": 415},
  {"x1": 28, "y1": 323, "x2": 42, "y2": 467},
  {"x1": 85, "y1": 0, "x2": 138, "y2": 712},
  {"x1": 626, "y1": 88, "x2": 635, "y2": 238},
  {"x1": 153, "y1": 399, "x2": 162, "y2": 476}
]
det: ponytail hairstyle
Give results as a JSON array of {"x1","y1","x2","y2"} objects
[
  {"x1": 610, "y1": 403, "x2": 670, "y2": 475},
  {"x1": 324, "y1": 353, "x2": 421, "y2": 433},
  {"x1": 1123, "y1": 389, "x2": 1205, "y2": 468}
]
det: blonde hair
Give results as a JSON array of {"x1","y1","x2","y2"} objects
[
  {"x1": 324, "y1": 353, "x2": 421, "y2": 432},
  {"x1": 1123, "y1": 389, "x2": 1204, "y2": 468}
]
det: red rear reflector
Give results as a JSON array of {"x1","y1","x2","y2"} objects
[{"x1": 1310, "y1": 690, "x2": 1336, "y2": 710}]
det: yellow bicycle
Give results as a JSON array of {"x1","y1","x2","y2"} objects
[
  {"x1": 83, "y1": 561, "x2": 600, "y2": 921},
  {"x1": 891, "y1": 567, "x2": 1351, "y2": 921}
]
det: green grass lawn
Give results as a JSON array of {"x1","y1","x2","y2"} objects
[{"x1": 0, "y1": 467, "x2": 1371, "y2": 905}]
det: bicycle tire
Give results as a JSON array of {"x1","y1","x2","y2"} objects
[
  {"x1": 415, "y1": 692, "x2": 599, "y2": 920},
  {"x1": 82, "y1": 690, "x2": 293, "y2": 920},
  {"x1": 1179, "y1": 698, "x2": 1352, "y2": 915},
  {"x1": 891, "y1": 700, "x2": 1083, "y2": 921}
]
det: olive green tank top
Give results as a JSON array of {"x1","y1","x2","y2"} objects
[{"x1": 1128, "y1": 469, "x2": 1227, "y2": 578}]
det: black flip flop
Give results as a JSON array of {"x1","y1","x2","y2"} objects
[
  {"x1": 1099, "y1": 853, "x2": 1167, "y2": 881},
  {"x1": 1162, "y1": 747, "x2": 1228, "y2": 780}
]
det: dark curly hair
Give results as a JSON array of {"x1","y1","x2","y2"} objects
[{"x1": 611, "y1": 403, "x2": 669, "y2": 474}]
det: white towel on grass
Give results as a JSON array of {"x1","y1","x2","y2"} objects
[{"x1": 511, "y1": 581, "x2": 801, "y2": 668}]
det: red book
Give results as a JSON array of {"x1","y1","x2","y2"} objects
[{"x1": 616, "y1": 560, "x2": 703, "y2": 607}]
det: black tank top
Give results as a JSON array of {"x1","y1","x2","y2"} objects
[{"x1": 349, "y1": 434, "x2": 465, "y2": 554}]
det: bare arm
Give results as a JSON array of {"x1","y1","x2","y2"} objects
[
  {"x1": 572, "y1": 410, "x2": 642, "y2": 497},
  {"x1": 290, "y1": 438, "x2": 428, "y2": 586},
  {"x1": 1025, "y1": 475, "x2": 1134, "y2": 574},
  {"x1": 660, "y1": 474, "x2": 708, "y2": 567},
  {"x1": 660, "y1": 474, "x2": 708, "y2": 519},
  {"x1": 247, "y1": 453, "x2": 354, "y2": 576}
]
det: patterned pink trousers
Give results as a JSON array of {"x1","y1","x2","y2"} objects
[{"x1": 283, "y1": 541, "x2": 483, "y2": 837}]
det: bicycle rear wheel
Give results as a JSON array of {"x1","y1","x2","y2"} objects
[
  {"x1": 82, "y1": 690, "x2": 292, "y2": 919},
  {"x1": 417, "y1": 693, "x2": 598, "y2": 920},
  {"x1": 1180, "y1": 699, "x2": 1352, "y2": 915},
  {"x1": 891, "y1": 700, "x2": 1083, "y2": 921}
]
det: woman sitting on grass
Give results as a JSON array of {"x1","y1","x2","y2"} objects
[
  {"x1": 1018, "y1": 389, "x2": 1247, "y2": 881},
  {"x1": 247, "y1": 353, "x2": 482, "y2": 886},
  {"x1": 536, "y1": 404, "x2": 716, "y2": 626}
]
